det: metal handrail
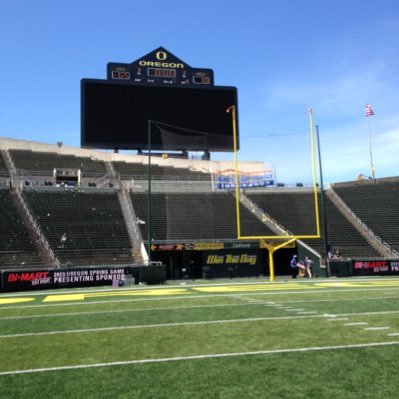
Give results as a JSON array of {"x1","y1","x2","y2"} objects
[{"x1": 15, "y1": 190, "x2": 60, "y2": 267}]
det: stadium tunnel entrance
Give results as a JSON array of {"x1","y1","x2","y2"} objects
[{"x1": 150, "y1": 247, "x2": 296, "y2": 280}]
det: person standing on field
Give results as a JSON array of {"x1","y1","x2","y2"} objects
[{"x1": 304, "y1": 256, "x2": 313, "y2": 278}]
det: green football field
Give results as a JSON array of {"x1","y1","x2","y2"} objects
[{"x1": 1, "y1": 277, "x2": 399, "y2": 398}]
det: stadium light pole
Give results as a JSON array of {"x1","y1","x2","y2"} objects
[{"x1": 147, "y1": 120, "x2": 152, "y2": 264}]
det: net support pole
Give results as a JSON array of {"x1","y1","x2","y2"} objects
[
  {"x1": 147, "y1": 120, "x2": 152, "y2": 264},
  {"x1": 308, "y1": 108, "x2": 321, "y2": 239},
  {"x1": 316, "y1": 125, "x2": 330, "y2": 274},
  {"x1": 227, "y1": 105, "x2": 241, "y2": 238}
]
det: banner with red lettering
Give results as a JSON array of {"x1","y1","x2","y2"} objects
[
  {"x1": 352, "y1": 260, "x2": 399, "y2": 276},
  {"x1": 2, "y1": 268, "x2": 128, "y2": 292}
]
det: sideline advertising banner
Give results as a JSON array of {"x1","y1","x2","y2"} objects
[
  {"x1": 202, "y1": 249, "x2": 264, "y2": 278},
  {"x1": 214, "y1": 167, "x2": 274, "y2": 190},
  {"x1": 352, "y1": 259, "x2": 399, "y2": 276},
  {"x1": 2, "y1": 268, "x2": 128, "y2": 292}
]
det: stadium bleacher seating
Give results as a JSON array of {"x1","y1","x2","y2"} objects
[
  {"x1": 113, "y1": 161, "x2": 211, "y2": 180},
  {"x1": 334, "y1": 181, "x2": 399, "y2": 252},
  {"x1": 9, "y1": 149, "x2": 107, "y2": 175},
  {"x1": 130, "y1": 191, "x2": 274, "y2": 241},
  {"x1": 0, "y1": 189, "x2": 46, "y2": 268},
  {"x1": 2, "y1": 140, "x2": 397, "y2": 274},
  {"x1": 22, "y1": 189, "x2": 133, "y2": 266},
  {"x1": 247, "y1": 191, "x2": 380, "y2": 258}
]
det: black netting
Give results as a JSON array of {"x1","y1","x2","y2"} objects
[{"x1": 151, "y1": 121, "x2": 231, "y2": 151}]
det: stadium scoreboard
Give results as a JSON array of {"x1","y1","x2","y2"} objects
[
  {"x1": 107, "y1": 47, "x2": 214, "y2": 87},
  {"x1": 81, "y1": 47, "x2": 238, "y2": 151}
]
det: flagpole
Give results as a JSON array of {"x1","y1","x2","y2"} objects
[{"x1": 367, "y1": 116, "x2": 376, "y2": 181}]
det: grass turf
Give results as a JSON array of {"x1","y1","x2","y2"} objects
[{"x1": 1, "y1": 278, "x2": 399, "y2": 398}]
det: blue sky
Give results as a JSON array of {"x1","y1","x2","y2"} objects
[{"x1": 1, "y1": 0, "x2": 398, "y2": 184}]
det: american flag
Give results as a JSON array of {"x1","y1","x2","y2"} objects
[{"x1": 365, "y1": 103, "x2": 375, "y2": 117}]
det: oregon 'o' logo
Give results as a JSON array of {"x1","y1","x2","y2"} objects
[{"x1": 156, "y1": 51, "x2": 167, "y2": 61}]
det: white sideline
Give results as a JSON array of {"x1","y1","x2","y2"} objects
[{"x1": 1, "y1": 341, "x2": 399, "y2": 376}]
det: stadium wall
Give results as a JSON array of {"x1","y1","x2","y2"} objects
[{"x1": 0, "y1": 137, "x2": 264, "y2": 175}]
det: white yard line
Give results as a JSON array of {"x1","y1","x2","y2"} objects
[
  {"x1": 3, "y1": 308, "x2": 399, "y2": 338},
  {"x1": 341, "y1": 310, "x2": 399, "y2": 317},
  {"x1": 297, "y1": 311, "x2": 318, "y2": 315},
  {"x1": 326, "y1": 318, "x2": 349, "y2": 322},
  {"x1": 1, "y1": 341, "x2": 399, "y2": 376},
  {"x1": 0, "y1": 302, "x2": 253, "y2": 321},
  {"x1": 3, "y1": 305, "x2": 399, "y2": 325},
  {"x1": 0, "y1": 314, "x2": 327, "y2": 339},
  {"x1": 364, "y1": 327, "x2": 390, "y2": 331}
]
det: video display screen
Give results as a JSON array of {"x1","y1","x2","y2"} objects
[{"x1": 81, "y1": 79, "x2": 239, "y2": 151}]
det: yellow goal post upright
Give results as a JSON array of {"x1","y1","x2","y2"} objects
[{"x1": 226, "y1": 106, "x2": 321, "y2": 281}]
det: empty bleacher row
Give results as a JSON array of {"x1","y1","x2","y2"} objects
[
  {"x1": 247, "y1": 191, "x2": 380, "y2": 258},
  {"x1": 9, "y1": 149, "x2": 107, "y2": 175},
  {"x1": 113, "y1": 161, "x2": 211, "y2": 180},
  {"x1": 22, "y1": 190, "x2": 133, "y2": 266},
  {"x1": 7, "y1": 150, "x2": 212, "y2": 184},
  {"x1": 131, "y1": 192, "x2": 274, "y2": 241},
  {"x1": 333, "y1": 181, "x2": 399, "y2": 252}
]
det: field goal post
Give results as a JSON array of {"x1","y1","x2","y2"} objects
[{"x1": 227, "y1": 106, "x2": 321, "y2": 281}]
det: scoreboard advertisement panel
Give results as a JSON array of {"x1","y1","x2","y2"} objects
[{"x1": 81, "y1": 47, "x2": 239, "y2": 151}]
